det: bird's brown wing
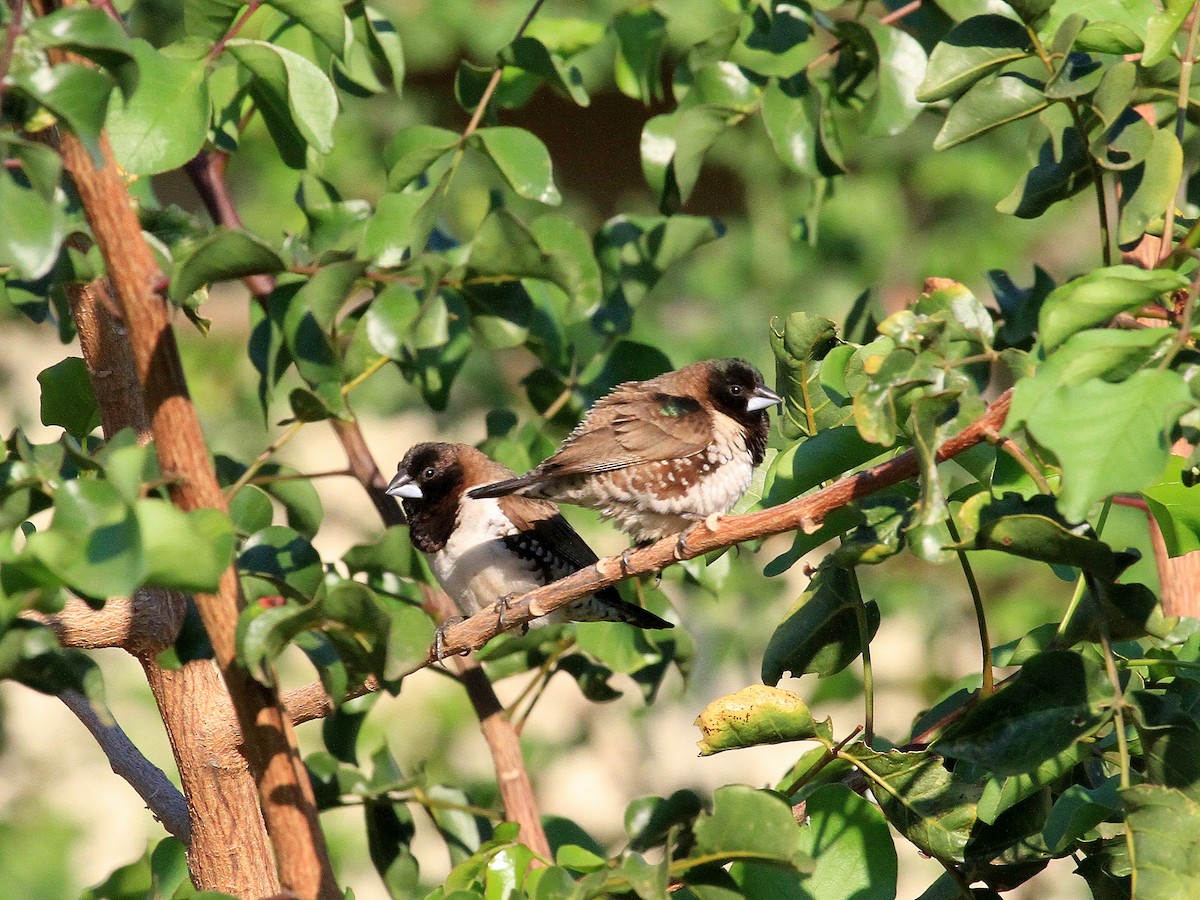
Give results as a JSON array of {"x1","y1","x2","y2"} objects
[
  {"x1": 496, "y1": 495, "x2": 673, "y2": 630},
  {"x1": 540, "y1": 388, "x2": 714, "y2": 476},
  {"x1": 497, "y1": 495, "x2": 601, "y2": 571}
]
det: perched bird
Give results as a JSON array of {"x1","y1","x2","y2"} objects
[
  {"x1": 386, "y1": 442, "x2": 672, "y2": 648},
  {"x1": 467, "y1": 358, "x2": 782, "y2": 544}
]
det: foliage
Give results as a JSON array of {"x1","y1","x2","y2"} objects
[{"x1": 3, "y1": 0, "x2": 1200, "y2": 898}]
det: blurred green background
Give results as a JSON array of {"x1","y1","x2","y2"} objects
[{"x1": 0, "y1": 0, "x2": 1134, "y2": 897}]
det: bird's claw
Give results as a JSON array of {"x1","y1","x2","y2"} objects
[
  {"x1": 674, "y1": 529, "x2": 697, "y2": 561},
  {"x1": 495, "y1": 594, "x2": 517, "y2": 631},
  {"x1": 620, "y1": 548, "x2": 636, "y2": 575},
  {"x1": 433, "y1": 616, "x2": 466, "y2": 661}
]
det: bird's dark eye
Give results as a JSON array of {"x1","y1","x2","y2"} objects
[
  {"x1": 422, "y1": 466, "x2": 436, "y2": 480},
  {"x1": 729, "y1": 384, "x2": 743, "y2": 396}
]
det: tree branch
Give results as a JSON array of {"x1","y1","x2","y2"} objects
[
  {"x1": 59, "y1": 688, "x2": 191, "y2": 843},
  {"x1": 49, "y1": 73, "x2": 337, "y2": 900},
  {"x1": 68, "y1": 261, "x2": 281, "y2": 894},
  {"x1": 424, "y1": 390, "x2": 1013, "y2": 661},
  {"x1": 23, "y1": 590, "x2": 183, "y2": 655}
]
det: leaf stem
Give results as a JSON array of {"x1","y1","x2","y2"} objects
[
  {"x1": 226, "y1": 420, "x2": 304, "y2": 497},
  {"x1": 209, "y1": 0, "x2": 261, "y2": 63},
  {"x1": 984, "y1": 428, "x2": 1053, "y2": 494},
  {"x1": 847, "y1": 566, "x2": 875, "y2": 744},
  {"x1": 1164, "y1": 2, "x2": 1200, "y2": 259},
  {"x1": 1119, "y1": 657, "x2": 1200, "y2": 672},
  {"x1": 0, "y1": 0, "x2": 24, "y2": 101},
  {"x1": 342, "y1": 356, "x2": 390, "y2": 397},
  {"x1": 461, "y1": 0, "x2": 548, "y2": 140},
  {"x1": 946, "y1": 517, "x2": 993, "y2": 696}
]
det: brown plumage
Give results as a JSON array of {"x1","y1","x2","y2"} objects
[
  {"x1": 386, "y1": 442, "x2": 672, "y2": 632},
  {"x1": 467, "y1": 359, "x2": 782, "y2": 543}
]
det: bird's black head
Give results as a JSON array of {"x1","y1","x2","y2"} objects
[
  {"x1": 705, "y1": 358, "x2": 782, "y2": 421},
  {"x1": 704, "y1": 358, "x2": 782, "y2": 465},
  {"x1": 387, "y1": 443, "x2": 466, "y2": 549}
]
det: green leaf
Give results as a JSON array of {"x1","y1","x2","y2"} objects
[
  {"x1": 997, "y1": 111, "x2": 1093, "y2": 219},
  {"x1": 1025, "y1": 369, "x2": 1194, "y2": 522},
  {"x1": 625, "y1": 790, "x2": 704, "y2": 852},
  {"x1": 796, "y1": 785, "x2": 898, "y2": 900},
  {"x1": 239, "y1": 525, "x2": 324, "y2": 600},
  {"x1": 764, "y1": 426, "x2": 882, "y2": 506},
  {"x1": 864, "y1": 20, "x2": 927, "y2": 137},
  {"x1": 694, "y1": 685, "x2": 832, "y2": 756},
  {"x1": 769, "y1": 312, "x2": 843, "y2": 441},
  {"x1": 918, "y1": 15, "x2": 1032, "y2": 103},
  {"x1": 938, "y1": 650, "x2": 1115, "y2": 775},
  {"x1": 227, "y1": 39, "x2": 338, "y2": 166},
  {"x1": 11, "y1": 63, "x2": 115, "y2": 161},
  {"x1": 1038, "y1": 265, "x2": 1189, "y2": 351},
  {"x1": 1119, "y1": 128, "x2": 1183, "y2": 246},
  {"x1": 762, "y1": 75, "x2": 844, "y2": 177},
  {"x1": 106, "y1": 40, "x2": 209, "y2": 176},
  {"x1": 933, "y1": 74, "x2": 1048, "y2": 151},
  {"x1": 363, "y1": 284, "x2": 420, "y2": 360},
  {"x1": 384, "y1": 125, "x2": 459, "y2": 191},
  {"x1": 26, "y1": 480, "x2": 144, "y2": 599},
  {"x1": 498, "y1": 36, "x2": 589, "y2": 107},
  {"x1": 38, "y1": 357, "x2": 100, "y2": 439},
  {"x1": 641, "y1": 106, "x2": 729, "y2": 213},
  {"x1": 137, "y1": 503, "x2": 234, "y2": 592},
  {"x1": 1043, "y1": 777, "x2": 1120, "y2": 853},
  {"x1": 472, "y1": 127, "x2": 561, "y2": 205},
  {"x1": 762, "y1": 562, "x2": 880, "y2": 683},
  {"x1": 613, "y1": 8, "x2": 667, "y2": 103},
  {"x1": 1143, "y1": 457, "x2": 1200, "y2": 557},
  {"x1": 694, "y1": 785, "x2": 810, "y2": 867},
  {"x1": 1145, "y1": 0, "x2": 1193, "y2": 67},
  {"x1": 0, "y1": 170, "x2": 66, "y2": 281},
  {"x1": 183, "y1": 0, "x2": 244, "y2": 42},
  {"x1": 25, "y1": 7, "x2": 136, "y2": 94},
  {"x1": 264, "y1": 0, "x2": 346, "y2": 55},
  {"x1": 975, "y1": 742, "x2": 1091, "y2": 826},
  {"x1": 169, "y1": 228, "x2": 286, "y2": 302},
  {"x1": 1123, "y1": 784, "x2": 1200, "y2": 898},
  {"x1": 843, "y1": 746, "x2": 979, "y2": 862},
  {"x1": 1006, "y1": 0, "x2": 1055, "y2": 25},
  {"x1": 956, "y1": 492, "x2": 1131, "y2": 578},
  {"x1": 1006, "y1": 327, "x2": 1175, "y2": 430}
]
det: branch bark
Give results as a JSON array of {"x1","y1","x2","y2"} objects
[
  {"x1": 51, "y1": 102, "x2": 337, "y2": 896},
  {"x1": 59, "y1": 688, "x2": 191, "y2": 843},
  {"x1": 69, "y1": 278, "x2": 282, "y2": 895}
]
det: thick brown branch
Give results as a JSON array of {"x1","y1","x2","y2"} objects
[
  {"x1": 23, "y1": 591, "x2": 182, "y2": 655},
  {"x1": 53, "y1": 107, "x2": 336, "y2": 899},
  {"x1": 70, "y1": 275, "x2": 281, "y2": 894},
  {"x1": 59, "y1": 689, "x2": 191, "y2": 843}
]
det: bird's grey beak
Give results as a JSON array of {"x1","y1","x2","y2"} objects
[
  {"x1": 746, "y1": 385, "x2": 783, "y2": 413},
  {"x1": 386, "y1": 472, "x2": 423, "y2": 500}
]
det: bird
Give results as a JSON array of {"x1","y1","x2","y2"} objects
[
  {"x1": 386, "y1": 442, "x2": 672, "y2": 654},
  {"x1": 467, "y1": 358, "x2": 782, "y2": 545}
]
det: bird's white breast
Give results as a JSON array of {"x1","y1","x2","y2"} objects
[{"x1": 430, "y1": 496, "x2": 543, "y2": 617}]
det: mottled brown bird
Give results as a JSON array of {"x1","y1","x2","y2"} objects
[
  {"x1": 386, "y1": 442, "x2": 672, "y2": 646},
  {"x1": 467, "y1": 358, "x2": 782, "y2": 544}
]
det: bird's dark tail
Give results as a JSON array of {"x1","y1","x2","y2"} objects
[
  {"x1": 597, "y1": 588, "x2": 674, "y2": 630},
  {"x1": 466, "y1": 474, "x2": 534, "y2": 499}
]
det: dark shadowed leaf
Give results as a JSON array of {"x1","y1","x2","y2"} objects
[
  {"x1": 938, "y1": 650, "x2": 1115, "y2": 775},
  {"x1": 169, "y1": 228, "x2": 286, "y2": 301},
  {"x1": 918, "y1": 15, "x2": 1031, "y2": 102},
  {"x1": 38, "y1": 357, "x2": 100, "y2": 439}
]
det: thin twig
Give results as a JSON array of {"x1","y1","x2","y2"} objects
[
  {"x1": 461, "y1": 0, "x2": 548, "y2": 139},
  {"x1": 984, "y1": 428, "x2": 1053, "y2": 494},
  {"x1": 248, "y1": 468, "x2": 352, "y2": 486},
  {"x1": 806, "y1": 0, "x2": 923, "y2": 72},
  {"x1": 946, "y1": 517, "x2": 993, "y2": 697},
  {"x1": 226, "y1": 420, "x2": 304, "y2": 497},
  {"x1": 208, "y1": 0, "x2": 261, "y2": 63},
  {"x1": 0, "y1": 0, "x2": 24, "y2": 99},
  {"x1": 847, "y1": 565, "x2": 875, "y2": 743},
  {"x1": 1163, "y1": 2, "x2": 1200, "y2": 259}
]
